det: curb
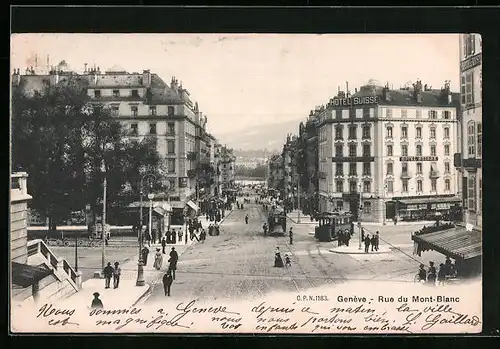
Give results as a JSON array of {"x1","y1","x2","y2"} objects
[{"x1": 329, "y1": 248, "x2": 392, "y2": 255}]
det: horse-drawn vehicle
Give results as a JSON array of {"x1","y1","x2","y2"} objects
[
  {"x1": 314, "y1": 211, "x2": 354, "y2": 242},
  {"x1": 267, "y1": 205, "x2": 287, "y2": 236}
]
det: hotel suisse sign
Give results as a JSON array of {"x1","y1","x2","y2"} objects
[
  {"x1": 331, "y1": 96, "x2": 379, "y2": 107},
  {"x1": 400, "y1": 156, "x2": 438, "y2": 162},
  {"x1": 460, "y1": 53, "x2": 481, "y2": 72}
]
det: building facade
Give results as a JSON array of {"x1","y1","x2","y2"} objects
[
  {"x1": 457, "y1": 34, "x2": 482, "y2": 230},
  {"x1": 317, "y1": 81, "x2": 460, "y2": 223},
  {"x1": 220, "y1": 146, "x2": 236, "y2": 192}
]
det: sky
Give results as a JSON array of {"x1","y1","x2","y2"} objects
[{"x1": 11, "y1": 34, "x2": 460, "y2": 142}]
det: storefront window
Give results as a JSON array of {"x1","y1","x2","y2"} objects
[
  {"x1": 363, "y1": 202, "x2": 371, "y2": 214},
  {"x1": 468, "y1": 121, "x2": 476, "y2": 157},
  {"x1": 468, "y1": 175, "x2": 476, "y2": 211}
]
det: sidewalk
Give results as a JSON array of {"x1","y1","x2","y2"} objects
[
  {"x1": 287, "y1": 210, "x2": 319, "y2": 225},
  {"x1": 330, "y1": 225, "x2": 391, "y2": 255}
]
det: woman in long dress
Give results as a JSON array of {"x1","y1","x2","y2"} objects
[
  {"x1": 153, "y1": 248, "x2": 163, "y2": 270},
  {"x1": 274, "y1": 247, "x2": 284, "y2": 268}
]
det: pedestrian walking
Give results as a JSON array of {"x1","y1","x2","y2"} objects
[
  {"x1": 161, "y1": 235, "x2": 166, "y2": 254},
  {"x1": 103, "y1": 262, "x2": 113, "y2": 289},
  {"x1": 345, "y1": 229, "x2": 351, "y2": 247},
  {"x1": 437, "y1": 263, "x2": 447, "y2": 285},
  {"x1": 284, "y1": 254, "x2": 292, "y2": 267},
  {"x1": 178, "y1": 229, "x2": 183, "y2": 242},
  {"x1": 245, "y1": 214, "x2": 249, "y2": 224},
  {"x1": 418, "y1": 264, "x2": 427, "y2": 283},
  {"x1": 364, "y1": 234, "x2": 371, "y2": 253},
  {"x1": 370, "y1": 234, "x2": 376, "y2": 252},
  {"x1": 263, "y1": 223, "x2": 268, "y2": 235},
  {"x1": 289, "y1": 227, "x2": 293, "y2": 245},
  {"x1": 200, "y1": 229, "x2": 206, "y2": 243},
  {"x1": 141, "y1": 246, "x2": 150, "y2": 266},
  {"x1": 374, "y1": 231, "x2": 380, "y2": 251},
  {"x1": 427, "y1": 261, "x2": 437, "y2": 286},
  {"x1": 274, "y1": 247, "x2": 284, "y2": 268},
  {"x1": 162, "y1": 269, "x2": 173, "y2": 296},
  {"x1": 169, "y1": 247, "x2": 179, "y2": 280},
  {"x1": 113, "y1": 262, "x2": 121, "y2": 289},
  {"x1": 91, "y1": 292, "x2": 104, "y2": 309},
  {"x1": 153, "y1": 248, "x2": 163, "y2": 270}
]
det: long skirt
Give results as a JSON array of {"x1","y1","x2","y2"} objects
[{"x1": 153, "y1": 255, "x2": 163, "y2": 270}]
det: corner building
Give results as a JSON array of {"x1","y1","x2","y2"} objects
[{"x1": 318, "y1": 81, "x2": 460, "y2": 223}]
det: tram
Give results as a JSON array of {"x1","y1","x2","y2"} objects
[
  {"x1": 314, "y1": 211, "x2": 354, "y2": 242},
  {"x1": 266, "y1": 205, "x2": 287, "y2": 236}
]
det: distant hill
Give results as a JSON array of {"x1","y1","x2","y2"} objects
[{"x1": 216, "y1": 118, "x2": 302, "y2": 152}]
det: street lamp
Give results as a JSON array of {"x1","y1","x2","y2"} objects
[
  {"x1": 358, "y1": 182, "x2": 363, "y2": 250},
  {"x1": 148, "y1": 193, "x2": 155, "y2": 245},
  {"x1": 136, "y1": 173, "x2": 157, "y2": 287}
]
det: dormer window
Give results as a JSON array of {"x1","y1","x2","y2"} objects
[
  {"x1": 168, "y1": 106, "x2": 175, "y2": 116},
  {"x1": 130, "y1": 106, "x2": 138, "y2": 117},
  {"x1": 131, "y1": 89, "x2": 139, "y2": 97},
  {"x1": 94, "y1": 89, "x2": 101, "y2": 98},
  {"x1": 149, "y1": 106, "x2": 157, "y2": 116}
]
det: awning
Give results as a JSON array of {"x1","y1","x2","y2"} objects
[
  {"x1": 398, "y1": 197, "x2": 461, "y2": 206},
  {"x1": 11, "y1": 262, "x2": 53, "y2": 288},
  {"x1": 186, "y1": 200, "x2": 199, "y2": 211},
  {"x1": 154, "y1": 206, "x2": 165, "y2": 216},
  {"x1": 411, "y1": 226, "x2": 481, "y2": 260}
]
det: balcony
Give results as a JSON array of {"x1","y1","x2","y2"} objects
[
  {"x1": 400, "y1": 171, "x2": 412, "y2": 179},
  {"x1": 334, "y1": 172, "x2": 344, "y2": 178},
  {"x1": 429, "y1": 170, "x2": 440, "y2": 179},
  {"x1": 462, "y1": 157, "x2": 482, "y2": 169}
]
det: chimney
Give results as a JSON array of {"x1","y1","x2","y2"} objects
[
  {"x1": 84, "y1": 63, "x2": 88, "y2": 73},
  {"x1": 142, "y1": 69, "x2": 151, "y2": 87},
  {"x1": 354, "y1": 88, "x2": 358, "y2": 93},
  {"x1": 382, "y1": 84, "x2": 389, "y2": 101}
]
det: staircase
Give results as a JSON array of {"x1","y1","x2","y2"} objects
[{"x1": 14, "y1": 239, "x2": 81, "y2": 304}]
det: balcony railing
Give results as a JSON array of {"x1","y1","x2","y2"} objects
[
  {"x1": 429, "y1": 170, "x2": 440, "y2": 179},
  {"x1": 400, "y1": 171, "x2": 412, "y2": 179}
]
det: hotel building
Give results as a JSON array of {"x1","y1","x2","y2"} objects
[{"x1": 317, "y1": 80, "x2": 461, "y2": 223}]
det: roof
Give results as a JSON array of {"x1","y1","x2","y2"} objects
[
  {"x1": 398, "y1": 197, "x2": 461, "y2": 206},
  {"x1": 148, "y1": 73, "x2": 184, "y2": 105},
  {"x1": 11, "y1": 262, "x2": 53, "y2": 288},
  {"x1": 351, "y1": 85, "x2": 460, "y2": 108},
  {"x1": 412, "y1": 226, "x2": 482, "y2": 260}
]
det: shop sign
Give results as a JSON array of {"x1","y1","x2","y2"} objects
[
  {"x1": 399, "y1": 156, "x2": 438, "y2": 162},
  {"x1": 460, "y1": 53, "x2": 481, "y2": 72}
]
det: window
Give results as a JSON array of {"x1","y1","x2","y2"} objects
[
  {"x1": 445, "y1": 162, "x2": 450, "y2": 174},
  {"x1": 402, "y1": 162, "x2": 408, "y2": 174},
  {"x1": 417, "y1": 180, "x2": 423, "y2": 192},
  {"x1": 363, "y1": 162, "x2": 371, "y2": 175},
  {"x1": 401, "y1": 109, "x2": 407, "y2": 118},
  {"x1": 416, "y1": 144, "x2": 422, "y2": 156},
  {"x1": 336, "y1": 180, "x2": 343, "y2": 193},
  {"x1": 477, "y1": 123, "x2": 482, "y2": 157},
  {"x1": 445, "y1": 179, "x2": 451, "y2": 191},
  {"x1": 386, "y1": 126, "x2": 393, "y2": 138},
  {"x1": 168, "y1": 178, "x2": 176, "y2": 191},
  {"x1": 461, "y1": 75, "x2": 466, "y2": 105},
  {"x1": 401, "y1": 126, "x2": 408, "y2": 138},
  {"x1": 349, "y1": 181, "x2": 357, "y2": 192},
  {"x1": 386, "y1": 109, "x2": 392, "y2": 118},
  {"x1": 130, "y1": 123, "x2": 138, "y2": 136},
  {"x1": 479, "y1": 179, "x2": 482, "y2": 208},
  {"x1": 131, "y1": 89, "x2": 139, "y2": 97},
  {"x1": 348, "y1": 125, "x2": 357, "y2": 139},
  {"x1": 363, "y1": 202, "x2": 371, "y2": 214},
  {"x1": 336, "y1": 201, "x2": 343, "y2": 210},
  {"x1": 335, "y1": 110, "x2": 342, "y2": 119},
  {"x1": 416, "y1": 109, "x2": 422, "y2": 118},
  {"x1": 349, "y1": 144, "x2": 357, "y2": 157},
  {"x1": 149, "y1": 106, "x2": 157, "y2": 116},
  {"x1": 443, "y1": 111, "x2": 451, "y2": 120},
  {"x1": 149, "y1": 123, "x2": 157, "y2": 135},
  {"x1": 336, "y1": 163, "x2": 343, "y2": 175},
  {"x1": 363, "y1": 144, "x2": 370, "y2": 157},
  {"x1": 349, "y1": 108, "x2": 356, "y2": 118},
  {"x1": 349, "y1": 163, "x2": 357, "y2": 175},
  {"x1": 464, "y1": 34, "x2": 476, "y2": 57},
  {"x1": 363, "y1": 180, "x2": 371, "y2": 193},
  {"x1": 94, "y1": 89, "x2": 101, "y2": 98},
  {"x1": 444, "y1": 144, "x2": 450, "y2": 156},
  {"x1": 467, "y1": 121, "x2": 476, "y2": 156},
  {"x1": 402, "y1": 179, "x2": 408, "y2": 192},
  {"x1": 167, "y1": 159, "x2": 176, "y2": 173},
  {"x1": 387, "y1": 180, "x2": 394, "y2": 193},
  {"x1": 416, "y1": 126, "x2": 422, "y2": 138},
  {"x1": 130, "y1": 105, "x2": 138, "y2": 117},
  {"x1": 362, "y1": 125, "x2": 371, "y2": 139},
  {"x1": 335, "y1": 126, "x2": 343, "y2": 140},
  {"x1": 401, "y1": 144, "x2": 408, "y2": 156},
  {"x1": 363, "y1": 108, "x2": 370, "y2": 118},
  {"x1": 335, "y1": 145, "x2": 343, "y2": 157},
  {"x1": 111, "y1": 105, "x2": 119, "y2": 116},
  {"x1": 168, "y1": 106, "x2": 175, "y2": 116},
  {"x1": 429, "y1": 110, "x2": 438, "y2": 119},
  {"x1": 167, "y1": 140, "x2": 175, "y2": 154},
  {"x1": 113, "y1": 89, "x2": 120, "y2": 97},
  {"x1": 387, "y1": 145, "x2": 393, "y2": 156},
  {"x1": 462, "y1": 72, "x2": 474, "y2": 105},
  {"x1": 467, "y1": 176, "x2": 476, "y2": 211},
  {"x1": 430, "y1": 145, "x2": 436, "y2": 156},
  {"x1": 167, "y1": 122, "x2": 175, "y2": 135},
  {"x1": 417, "y1": 162, "x2": 423, "y2": 174},
  {"x1": 387, "y1": 163, "x2": 393, "y2": 175},
  {"x1": 430, "y1": 127, "x2": 436, "y2": 139},
  {"x1": 431, "y1": 179, "x2": 437, "y2": 192},
  {"x1": 444, "y1": 127, "x2": 450, "y2": 139}
]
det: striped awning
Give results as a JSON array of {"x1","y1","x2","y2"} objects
[{"x1": 412, "y1": 226, "x2": 482, "y2": 260}]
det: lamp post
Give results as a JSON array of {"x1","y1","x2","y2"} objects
[
  {"x1": 101, "y1": 173, "x2": 107, "y2": 272},
  {"x1": 148, "y1": 193, "x2": 154, "y2": 244},
  {"x1": 358, "y1": 182, "x2": 363, "y2": 250},
  {"x1": 136, "y1": 173, "x2": 156, "y2": 287}
]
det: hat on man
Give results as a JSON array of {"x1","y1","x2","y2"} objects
[
  {"x1": 114, "y1": 262, "x2": 119, "y2": 266},
  {"x1": 93, "y1": 292, "x2": 100, "y2": 297}
]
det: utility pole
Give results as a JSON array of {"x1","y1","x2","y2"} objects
[
  {"x1": 101, "y1": 174, "x2": 107, "y2": 272},
  {"x1": 358, "y1": 182, "x2": 363, "y2": 250},
  {"x1": 297, "y1": 176, "x2": 301, "y2": 223}
]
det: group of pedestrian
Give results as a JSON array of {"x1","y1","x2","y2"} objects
[
  {"x1": 337, "y1": 229, "x2": 352, "y2": 247},
  {"x1": 237, "y1": 202, "x2": 244, "y2": 210},
  {"x1": 362, "y1": 230, "x2": 380, "y2": 253},
  {"x1": 418, "y1": 258, "x2": 456, "y2": 285},
  {"x1": 103, "y1": 261, "x2": 122, "y2": 289},
  {"x1": 208, "y1": 224, "x2": 220, "y2": 236},
  {"x1": 162, "y1": 245, "x2": 179, "y2": 296},
  {"x1": 273, "y1": 247, "x2": 292, "y2": 268}
]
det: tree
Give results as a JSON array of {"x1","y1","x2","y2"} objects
[{"x1": 12, "y1": 81, "x2": 164, "y2": 232}]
